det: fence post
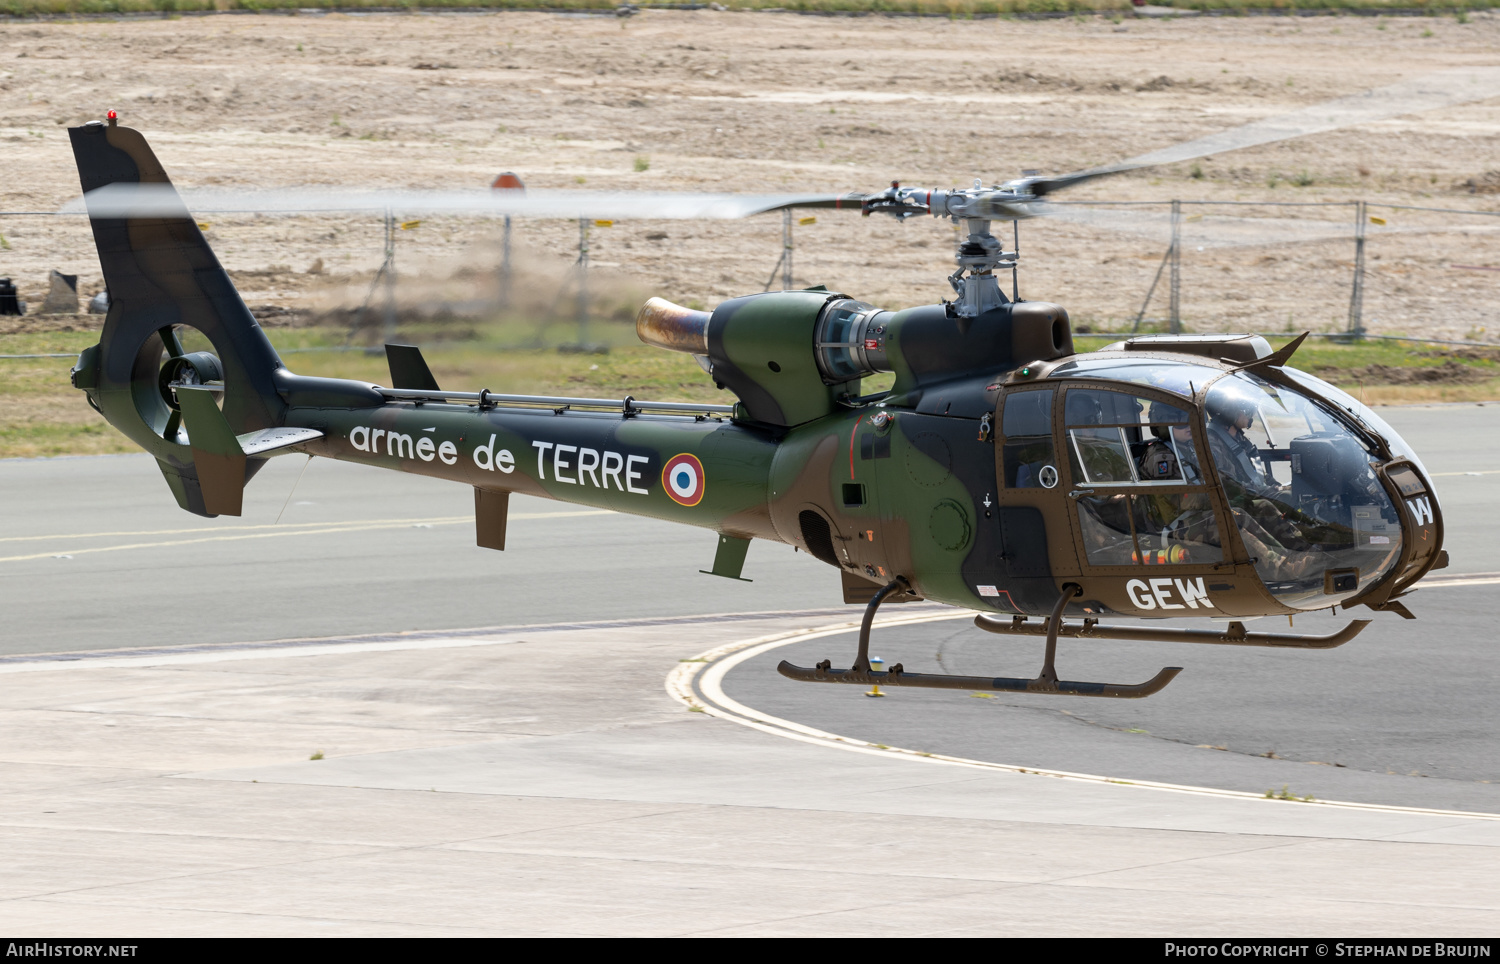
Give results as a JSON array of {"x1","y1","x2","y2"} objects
[
  {"x1": 782, "y1": 208, "x2": 793, "y2": 290},
  {"x1": 501, "y1": 214, "x2": 512, "y2": 309},
  {"x1": 1347, "y1": 200, "x2": 1367, "y2": 339},
  {"x1": 1169, "y1": 199, "x2": 1182, "y2": 333},
  {"x1": 577, "y1": 216, "x2": 590, "y2": 347},
  {"x1": 381, "y1": 209, "x2": 396, "y2": 347}
]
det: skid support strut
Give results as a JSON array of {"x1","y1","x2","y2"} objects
[{"x1": 777, "y1": 581, "x2": 1183, "y2": 699}]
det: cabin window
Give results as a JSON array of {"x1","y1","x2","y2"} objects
[
  {"x1": 1076, "y1": 492, "x2": 1224, "y2": 567},
  {"x1": 1064, "y1": 389, "x2": 1203, "y2": 486},
  {"x1": 1001, "y1": 389, "x2": 1056, "y2": 488}
]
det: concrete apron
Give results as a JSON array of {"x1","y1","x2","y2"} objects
[{"x1": 1, "y1": 611, "x2": 1497, "y2": 937}]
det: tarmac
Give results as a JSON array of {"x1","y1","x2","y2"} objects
[{"x1": 0, "y1": 402, "x2": 1497, "y2": 935}]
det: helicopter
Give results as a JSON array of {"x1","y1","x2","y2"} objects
[{"x1": 63, "y1": 69, "x2": 1478, "y2": 700}]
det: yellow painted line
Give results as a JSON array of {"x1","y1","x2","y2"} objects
[{"x1": 0, "y1": 509, "x2": 612, "y2": 564}]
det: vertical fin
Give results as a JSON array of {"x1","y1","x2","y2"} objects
[
  {"x1": 475, "y1": 488, "x2": 509, "y2": 551},
  {"x1": 386, "y1": 344, "x2": 441, "y2": 391},
  {"x1": 178, "y1": 386, "x2": 245, "y2": 517},
  {"x1": 700, "y1": 534, "x2": 753, "y2": 582}
]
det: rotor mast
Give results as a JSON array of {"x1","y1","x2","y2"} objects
[{"x1": 863, "y1": 177, "x2": 1037, "y2": 319}]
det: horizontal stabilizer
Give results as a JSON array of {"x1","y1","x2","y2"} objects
[
  {"x1": 176, "y1": 386, "x2": 321, "y2": 516},
  {"x1": 236, "y1": 426, "x2": 324, "y2": 457}
]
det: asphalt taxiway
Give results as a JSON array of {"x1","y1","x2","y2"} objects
[{"x1": 0, "y1": 402, "x2": 1496, "y2": 933}]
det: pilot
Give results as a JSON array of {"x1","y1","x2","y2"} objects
[
  {"x1": 1137, "y1": 400, "x2": 1204, "y2": 484},
  {"x1": 1203, "y1": 387, "x2": 1322, "y2": 581},
  {"x1": 1204, "y1": 391, "x2": 1278, "y2": 496},
  {"x1": 1134, "y1": 402, "x2": 1220, "y2": 557}
]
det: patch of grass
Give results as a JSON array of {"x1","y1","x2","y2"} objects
[
  {"x1": 6, "y1": 323, "x2": 1493, "y2": 460},
  {"x1": 633, "y1": 155, "x2": 650, "y2": 173},
  {"x1": 1265, "y1": 784, "x2": 1315, "y2": 802},
  {"x1": 309, "y1": 750, "x2": 324, "y2": 760},
  {"x1": 1071, "y1": 333, "x2": 1500, "y2": 405},
  {"x1": 1, "y1": 321, "x2": 786, "y2": 458}
]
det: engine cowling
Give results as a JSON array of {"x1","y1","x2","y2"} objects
[{"x1": 637, "y1": 290, "x2": 1075, "y2": 427}]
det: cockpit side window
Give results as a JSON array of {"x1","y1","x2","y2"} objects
[
  {"x1": 1061, "y1": 388, "x2": 1221, "y2": 568},
  {"x1": 1001, "y1": 389, "x2": 1057, "y2": 489},
  {"x1": 1063, "y1": 389, "x2": 1201, "y2": 486}
]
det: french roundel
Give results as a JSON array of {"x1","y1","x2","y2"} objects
[{"x1": 662, "y1": 453, "x2": 706, "y2": 507}]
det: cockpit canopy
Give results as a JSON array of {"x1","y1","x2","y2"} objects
[{"x1": 1000, "y1": 353, "x2": 1428, "y2": 612}]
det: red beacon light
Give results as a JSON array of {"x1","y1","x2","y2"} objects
[{"x1": 106, "y1": 110, "x2": 118, "y2": 126}]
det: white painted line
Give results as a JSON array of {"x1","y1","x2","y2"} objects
[
  {"x1": 0, "y1": 509, "x2": 613, "y2": 564},
  {"x1": 1420, "y1": 576, "x2": 1500, "y2": 588},
  {"x1": 0, "y1": 636, "x2": 528, "y2": 674},
  {"x1": 0, "y1": 510, "x2": 612, "y2": 545},
  {"x1": 671, "y1": 617, "x2": 1500, "y2": 822}
]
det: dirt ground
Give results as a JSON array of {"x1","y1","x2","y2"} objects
[{"x1": 2, "y1": 8, "x2": 1500, "y2": 341}]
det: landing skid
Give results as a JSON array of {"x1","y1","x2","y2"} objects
[
  {"x1": 974, "y1": 613, "x2": 1370, "y2": 649},
  {"x1": 778, "y1": 579, "x2": 1371, "y2": 700}
]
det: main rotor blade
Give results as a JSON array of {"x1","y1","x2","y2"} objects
[
  {"x1": 61, "y1": 185, "x2": 864, "y2": 220},
  {"x1": 1033, "y1": 66, "x2": 1500, "y2": 194},
  {"x1": 1027, "y1": 201, "x2": 1500, "y2": 249}
]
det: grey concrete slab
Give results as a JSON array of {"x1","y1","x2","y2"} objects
[
  {"x1": 0, "y1": 824, "x2": 378, "y2": 903},
  {"x1": 1, "y1": 615, "x2": 1497, "y2": 935},
  {"x1": 198, "y1": 717, "x2": 1497, "y2": 842}
]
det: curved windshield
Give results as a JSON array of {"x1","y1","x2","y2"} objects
[
  {"x1": 1048, "y1": 357, "x2": 1223, "y2": 398},
  {"x1": 1279, "y1": 366, "x2": 1431, "y2": 479},
  {"x1": 1204, "y1": 371, "x2": 1404, "y2": 610}
]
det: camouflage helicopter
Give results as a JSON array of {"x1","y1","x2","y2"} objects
[{"x1": 65, "y1": 70, "x2": 1481, "y2": 699}]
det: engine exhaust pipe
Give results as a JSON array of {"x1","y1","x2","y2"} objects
[{"x1": 636, "y1": 297, "x2": 710, "y2": 354}]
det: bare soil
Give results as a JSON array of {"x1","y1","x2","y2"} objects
[
  {"x1": 1311, "y1": 359, "x2": 1493, "y2": 385},
  {"x1": 1, "y1": 9, "x2": 1499, "y2": 333},
  {"x1": 3, "y1": 7, "x2": 1500, "y2": 458}
]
